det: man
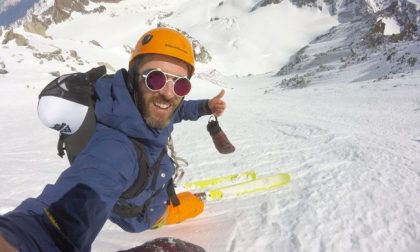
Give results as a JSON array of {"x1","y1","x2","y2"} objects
[{"x1": 0, "y1": 27, "x2": 226, "y2": 251}]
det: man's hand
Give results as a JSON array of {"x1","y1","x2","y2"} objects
[{"x1": 208, "y1": 89, "x2": 226, "y2": 117}]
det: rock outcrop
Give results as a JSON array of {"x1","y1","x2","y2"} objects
[
  {"x1": 17, "y1": 0, "x2": 122, "y2": 34},
  {"x1": 33, "y1": 49, "x2": 65, "y2": 62},
  {"x1": 250, "y1": 0, "x2": 283, "y2": 12},
  {"x1": 23, "y1": 15, "x2": 48, "y2": 36},
  {"x1": 89, "y1": 40, "x2": 102, "y2": 47},
  {"x1": 2, "y1": 29, "x2": 29, "y2": 46},
  {"x1": 291, "y1": 0, "x2": 419, "y2": 28},
  {"x1": 363, "y1": 19, "x2": 386, "y2": 48},
  {"x1": 0, "y1": 61, "x2": 7, "y2": 75},
  {"x1": 42, "y1": 0, "x2": 122, "y2": 24},
  {"x1": 377, "y1": 0, "x2": 419, "y2": 38}
]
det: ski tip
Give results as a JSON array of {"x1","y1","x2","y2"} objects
[
  {"x1": 282, "y1": 173, "x2": 291, "y2": 182},
  {"x1": 208, "y1": 189, "x2": 223, "y2": 201}
]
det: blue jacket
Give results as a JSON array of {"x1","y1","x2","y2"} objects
[{"x1": 0, "y1": 69, "x2": 210, "y2": 251}]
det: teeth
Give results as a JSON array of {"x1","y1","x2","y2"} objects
[{"x1": 155, "y1": 102, "x2": 170, "y2": 109}]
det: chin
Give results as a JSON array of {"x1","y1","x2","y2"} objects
[{"x1": 145, "y1": 116, "x2": 171, "y2": 129}]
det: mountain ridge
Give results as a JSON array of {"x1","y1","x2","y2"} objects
[
  {"x1": 0, "y1": 0, "x2": 418, "y2": 80},
  {"x1": 2, "y1": 0, "x2": 418, "y2": 29}
]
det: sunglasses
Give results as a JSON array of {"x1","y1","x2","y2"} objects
[{"x1": 139, "y1": 69, "x2": 191, "y2": 97}]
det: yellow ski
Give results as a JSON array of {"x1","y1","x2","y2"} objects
[
  {"x1": 198, "y1": 173, "x2": 291, "y2": 201},
  {"x1": 180, "y1": 171, "x2": 257, "y2": 190}
]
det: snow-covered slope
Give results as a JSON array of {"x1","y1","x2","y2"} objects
[
  {"x1": 1, "y1": 0, "x2": 338, "y2": 77},
  {"x1": 0, "y1": 0, "x2": 419, "y2": 251}
]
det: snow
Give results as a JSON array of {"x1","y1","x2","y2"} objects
[
  {"x1": 381, "y1": 17, "x2": 401, "y2": 35},
  {"x1": 407, "y1": 0, "x2": 420, "y2": 7},
  {"x1": 44, "y1": 0, "x2": 338, "y2": 76},
  {"x1": 1, "y1": 0, "x2": 420, "y2": 251},
  {"x1": 167, "y1": 0, "x2": 338, "y2": 76}
]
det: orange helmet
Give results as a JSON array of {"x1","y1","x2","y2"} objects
[{"x1": 129, "y1": 27, "x2": 195, "y2": 75}]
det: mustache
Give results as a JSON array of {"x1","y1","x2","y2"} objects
[{"x1": 152, "y1": 95, "x2": 178, "y2": 107}]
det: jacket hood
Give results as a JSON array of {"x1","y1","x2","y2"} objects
[{"x1": 94, "y1": 69, "x2": 171, "y2": 149}]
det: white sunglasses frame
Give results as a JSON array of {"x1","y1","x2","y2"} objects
[{"x1": 139, "y1": 68, "x2": 191, "y2": 97}]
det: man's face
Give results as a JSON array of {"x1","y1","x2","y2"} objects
[{"x1": 137, "y1": 54, "x2": 189, "y2": 129}]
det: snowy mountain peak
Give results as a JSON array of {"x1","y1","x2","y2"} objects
[
  {"x1": 0, "y1": 0, "x2": 122, "y2": 27},
  {"x1": 0, "y1": 0, "x2": 418, "y2": 78}
]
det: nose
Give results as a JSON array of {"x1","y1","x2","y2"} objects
[{"x1": 159, "y1": 79, "x2": 176, "y2": 99}]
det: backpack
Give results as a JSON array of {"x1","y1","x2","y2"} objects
[
  {"x1": 38, "y1": 66, "x2": 105, "y2": 163},
  {"x1": 37, "y1": 66, "x2": 179, "y2": 218}
]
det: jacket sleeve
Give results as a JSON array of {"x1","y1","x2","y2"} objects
[
  {"x1": 172, "y1": 99, "x2": 212, "y2": 123},
  {"x1": 10, "y1": 130, "x2": 138, "y2": 251}
]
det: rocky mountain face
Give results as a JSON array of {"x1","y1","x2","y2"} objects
[
  {"x1": 251, "y1": 0, "x2": 372, "y2": 20},
  {"x1": 376, "y1": 0, "x2": 419, "y2": 35},
  {"x1": 23, "y1": 0, "x2": 121, "y2": 36},
  {"x1": 253, "y1": 0, "x2": 419, "y2": 25},
  {"x1": 269, "y1": 0, "x2": 419, "y2": 87}
]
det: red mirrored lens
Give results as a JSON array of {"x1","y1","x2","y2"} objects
[
  {"x1": 146, "y1": 70, "x2": 166, "y2": 90},
  {"x1": 174, "y1": 78, "x2": 191, "y2": 97}
]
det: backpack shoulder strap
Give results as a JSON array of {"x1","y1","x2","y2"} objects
[
  {"x1": 57, "y1": 134, "x2": 66, "y2": 158},
  {"x1": 113, "y1": 138, "x2": 180, "y2": 219},
  {"x1": 119, "y1": 138, "x2": 150, "y2": 199},
  {"x1": 167, "y1": 179, "x2": 180, "y2": 206}
]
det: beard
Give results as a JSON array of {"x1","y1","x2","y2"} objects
[{"x1": 138, "y1": 92, "x2": 180, "y2": 129}]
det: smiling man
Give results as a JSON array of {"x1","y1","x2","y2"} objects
[
  {"x1": 0, "y1": 27, "x2": 226, "y2": 251},
  {"x1": 137, "y1": 54, "x2": 195, "y2": 129}
]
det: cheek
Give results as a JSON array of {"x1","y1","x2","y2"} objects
[
  {"x1": 138, "y1": 83, "x2": 152, "y2": 101},
  {"x1": 174, "y1": 97, "x2": 183, "y2": 105},
  {"x1": 138, "y1": 80, "x2": 146, "y2": 94}
]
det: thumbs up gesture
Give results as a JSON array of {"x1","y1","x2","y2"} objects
[{"x1": 208, "y1": 89, "x2": 226, "y2": 117}]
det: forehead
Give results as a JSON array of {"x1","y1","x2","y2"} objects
[{"x1": 138, "y1": 54, "x2": 189, "y2": 76}]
